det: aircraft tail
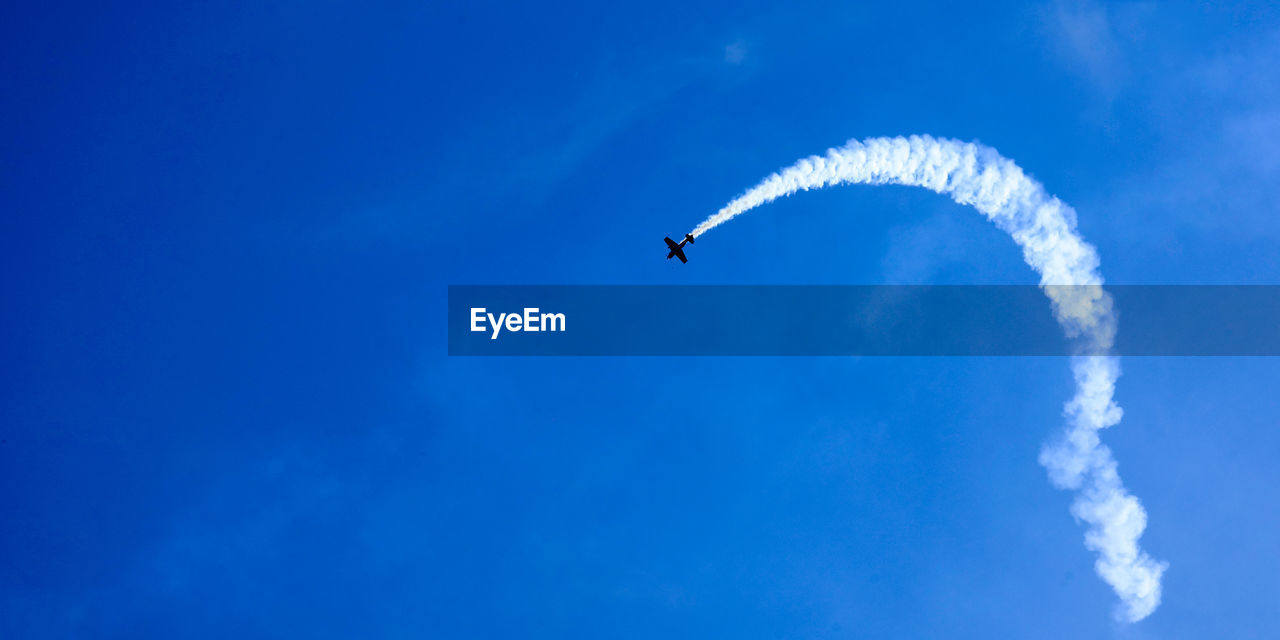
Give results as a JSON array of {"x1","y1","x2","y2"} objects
[{"x1": 685, "y1": 234, "x2": 695, "y2": 244}]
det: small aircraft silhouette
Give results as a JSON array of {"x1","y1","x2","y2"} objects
[{"x1": 664, "y1": 234, "x2": 695, "y2": 263}]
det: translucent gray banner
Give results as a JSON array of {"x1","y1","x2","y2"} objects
[{"x1": 448, "y1": 286, "x2": 1280, "y2": 356}]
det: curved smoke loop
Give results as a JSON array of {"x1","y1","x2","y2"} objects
[{"x1": 691, "y1": 135, "x2": 1166, "y2": 622}]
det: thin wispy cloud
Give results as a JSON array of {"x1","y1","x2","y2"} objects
[
  {"x1": 1083, "y1": 27, "x2": 1280, "y2": 258},
  {"x1": 724, "y1": 40, "x2": 748, "y2": 65},
  {"x1": 1039, "y1": 0, "x2": 1156, "y2": 101}
]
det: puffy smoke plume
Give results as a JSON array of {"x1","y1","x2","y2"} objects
[{"x1": 691, "y1": 135, "x2": 1166, "y2": 621}]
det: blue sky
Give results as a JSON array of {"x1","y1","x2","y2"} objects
[{"x1": 3, "y1": 1, "x2": 1279, "y2": 637}]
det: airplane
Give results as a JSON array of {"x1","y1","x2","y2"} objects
[{"x1": 664, "y1": 234, "x2": 695, "y2": 263}]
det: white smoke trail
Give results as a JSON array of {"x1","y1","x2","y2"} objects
[{"x1": 692, "y1": 135, "x2": 1166, "y2": 622}]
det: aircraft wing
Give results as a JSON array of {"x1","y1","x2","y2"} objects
[
  {"x1": 674, "y1": 250, "x2": 687, "y2": 263},
  {"x1": 665, "y1": 236, "x2": 680, "y2": 250}
]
